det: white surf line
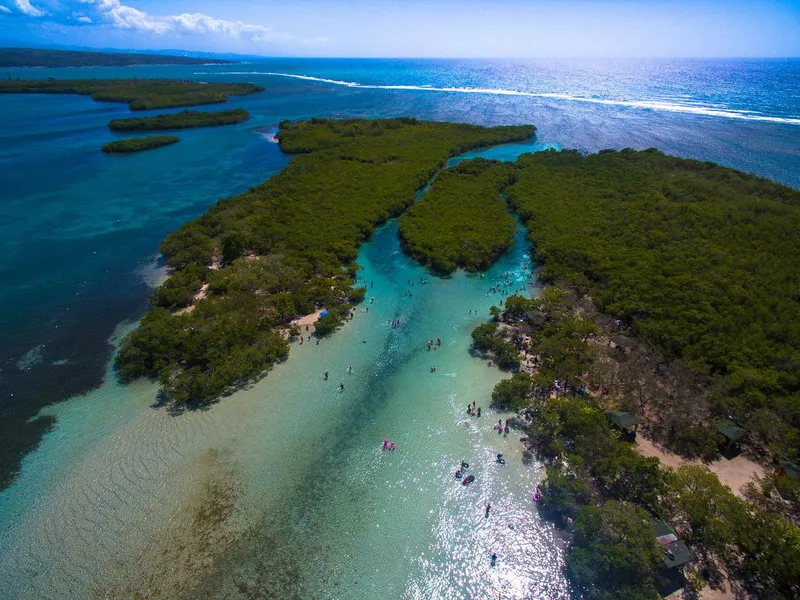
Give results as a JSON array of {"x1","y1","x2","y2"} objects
[{"x1": 196, "y1": 70, "x2": 800, "y2": 126}]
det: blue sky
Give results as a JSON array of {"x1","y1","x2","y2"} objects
[{"x1": 1, "y1": 0, "x2": 799, "y2": 58}]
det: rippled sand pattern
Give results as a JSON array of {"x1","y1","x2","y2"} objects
[{"x1": 0, "y1": 387, "x2": 247, "y2": 599}]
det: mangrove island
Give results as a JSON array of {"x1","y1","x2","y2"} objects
[
  {"x1": 102, "y1": 136, "x2": 180, "y2": 154},
  {"x1": 0, "y1": 79, "x2": 264, "y2": 110},
  {"x1": 109, "y1": 108, "x2": 250, "y2": 131}
]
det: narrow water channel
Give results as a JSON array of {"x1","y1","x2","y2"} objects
[{"x1": 0, "y1": 144, "x2": 570, "y2": 599}]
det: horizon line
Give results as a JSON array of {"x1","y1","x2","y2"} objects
[{"x1": 2, "y1": 46, "x2": 800, "y2": 61}]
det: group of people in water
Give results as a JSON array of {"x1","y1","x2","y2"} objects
[
  {"x1": 321, "y1": 365, "x2": 357, "y2": 392},
  {"x1": 353, "y1": 270, "x2": 542, "y2": 570},
  {"x1": 466, "y1": 400, "x2": 482, "y2": 417},
  {"x1": 484, "y1": 270, "x2": 535, "y2": 299},
  {"x1": 494, "y1": 419, "x2": 511, "y2": 435},
  {"x1": 454, "y1": 461, "x2": 475, "y2": 485}
]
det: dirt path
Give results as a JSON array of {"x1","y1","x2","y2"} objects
[{"x1": 635, "y1": 436, "x2": 767, "y2": 498}]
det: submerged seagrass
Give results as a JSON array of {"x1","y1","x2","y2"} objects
[
  {"x1": 0, "y1": 79, "x2": 264, "y2": 110},
  {"x1": 116, "y1": 118, "x2": 535, "y2": 403}
]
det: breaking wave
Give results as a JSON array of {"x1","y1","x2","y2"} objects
[{"x1": 196, "y1": 70, "x2": 800, "y2": 126}]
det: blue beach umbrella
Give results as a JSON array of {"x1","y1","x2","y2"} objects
[{"x1": 319, "y1": 310, "x2": 329, "y2": 318}]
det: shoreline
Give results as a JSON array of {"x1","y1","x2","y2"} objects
[
  {"x1": 254, "y1": 125, "x2": 280, "y2": 143},
  {"x1": 0, "y1": 216, "x2": 564, "y2": 599}
]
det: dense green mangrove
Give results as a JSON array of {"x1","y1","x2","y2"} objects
[
  {"x1": 0, "y1": 47, "x2": 234, "y2": 68},
  {"x1": 483, "y1": 286, "x2": 800, "y2": 599},
  {"x1": 116, "y1": 118, "x2": 534, "y2": 403},
  {"x1": 109, "y1": 108, "x2": 250, "y2": 131},
  {"x1": 0, "y1": 79, "x2": 263, "y2": 110},
  {"x1": 398, "y1": 158, "x2": 519, "y2": 273},
  {"x1": 102, "y1": 136, "x2": 180, "y2": 154},
  {"x1": 508, "y1": 148, "x2": 800, "y2": 462}
]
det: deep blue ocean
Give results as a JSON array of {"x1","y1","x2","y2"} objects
[{"x1": 1, "y1": 57, "x2": 799, "y2": 486}]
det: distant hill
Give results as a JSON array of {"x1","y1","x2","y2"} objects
[{"x1": 0, "y1": 48, "x2": 237, "y2": 68}]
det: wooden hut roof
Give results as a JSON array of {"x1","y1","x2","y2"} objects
[
  {"x1": 607, "y1": 411, "x2": 639, "y2": 430},
  {"x1": 714, "y1": 419, "x2": 747, "y2": 443}
]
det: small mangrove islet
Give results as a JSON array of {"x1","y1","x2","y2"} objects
[
  {"x1": 398, "y1": 158, "x2": 518, "y2": 273},
  {"x1": 0, "y1": 79, "x2": 264, "y2": 110},
  {"x1": 109, "y1": 108, "x2": 250, "y2": 131},
  {"x1": 102, "y1": 135, "x2": 180, "y2": 154}
]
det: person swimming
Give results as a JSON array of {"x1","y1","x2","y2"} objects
[
  {"x1": 485, "y1": 503, "x2": 491, "y2": 518},
  {"x1": 339, "y1": 382, "x2": 345, "y2": 392},
  {"x1": 461, "y1": 461, "x2": 469, "y2": 470},
  {"x1": 497, "y1": 453, "x2": 506, "y2": 465},
  {"x1": 324, "y1": 370, "x2": 329, "y2": 380},
  {"x1": 532, "y1": 484, "x2": 543, "y2": 502},
  {"x1": 491, "y1": 553, "x2": 497, "y2": 567},
  {"x1": 383, "y1": 439, "x2": 389, "y2": 450}
]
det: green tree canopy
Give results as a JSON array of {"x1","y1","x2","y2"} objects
[{"x1": 567, "y1": 501, "x2": 662, "y2": 600}]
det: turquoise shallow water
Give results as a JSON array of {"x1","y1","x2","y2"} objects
[
  {"x1": 0, "y1": 220, "x2": 571, "y2": 598},
  {"x1": 1, "y1": 57, "x2": 799, "y2": 598}
]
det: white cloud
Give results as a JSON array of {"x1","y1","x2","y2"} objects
[
  {"x1": 3, "y1": 0, "x2": 326, "y2": 48},
  {"x1": 73, "y1": 0, "x2": 326, "y2": 46},
  {"x1": 13, "y1": 0, "x2": 45, "y2": 17}
]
